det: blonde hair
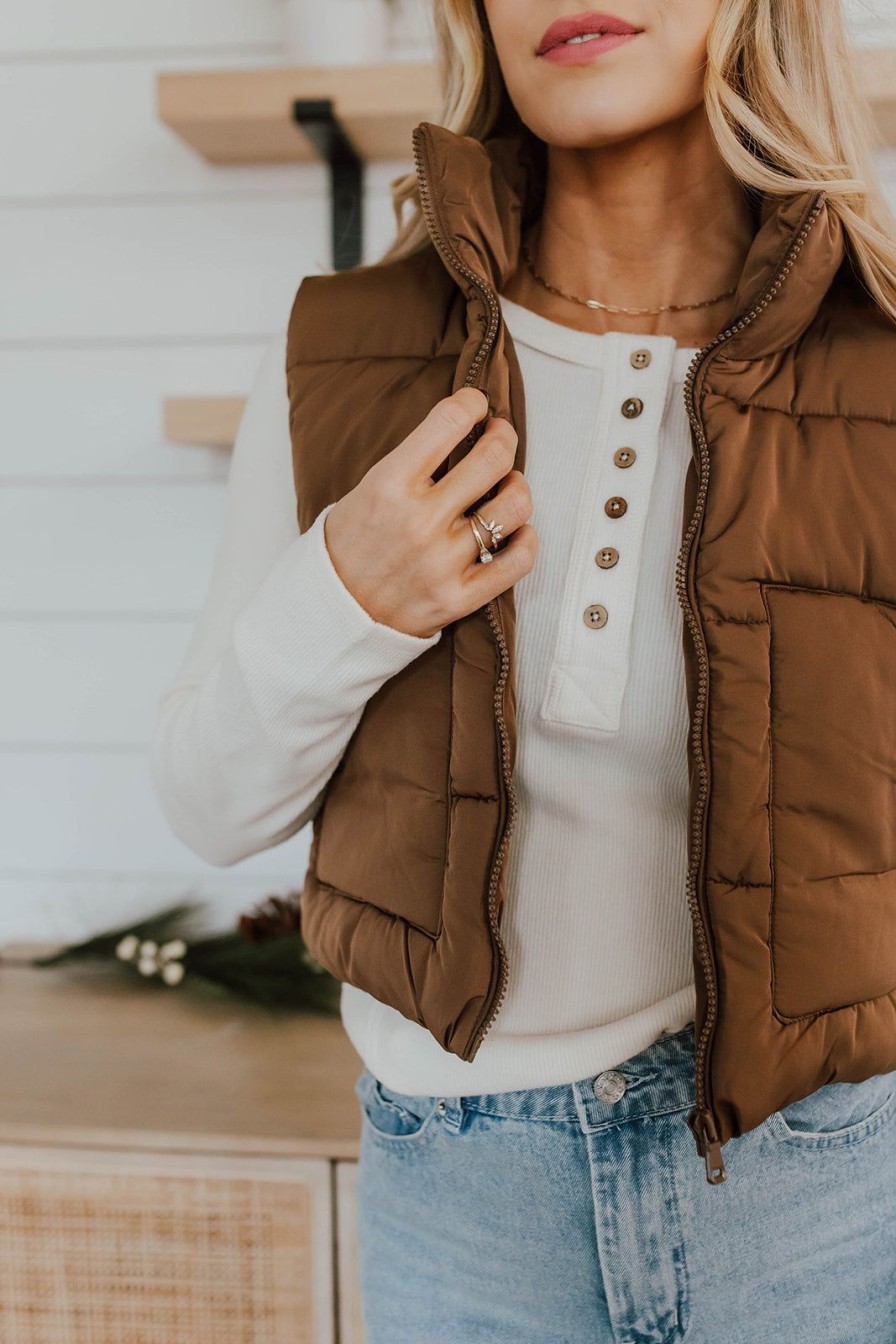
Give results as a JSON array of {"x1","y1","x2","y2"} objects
[{"x1": 379, "y1": 0, "x2": 896, "y2": 322}]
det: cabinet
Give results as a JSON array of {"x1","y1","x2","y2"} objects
[{"x1": 0, "y1": 961, "x2": 365, "y2": 1343}]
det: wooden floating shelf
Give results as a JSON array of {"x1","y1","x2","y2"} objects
[
  {"x1": 157, "y1": 50, "x2": 894, "y2": 165},
  {"x1": 157, "y1": 61, "x2": 440, "y2": 164},
  {"x1": 164, "y1": 396, "x2": 246, "y2": 447}
]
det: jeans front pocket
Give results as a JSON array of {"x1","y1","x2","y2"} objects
[
  {"x1": 353, "y1": 1066, "x2": 441, "y2": 1145},
  {"x1": 764, "y1": 1069, "x2": 896, "y2": 1149}
]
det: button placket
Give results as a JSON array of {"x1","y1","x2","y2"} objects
[
  {"x1": 584, "y1": 344, "x2": 657, "y2": 640},
  {"x1": 600, "y1": 374, "x2": 645, "y2": 528},
  {"x1": 581, "y1": 339, "x2": 672, "y2": 686},
  {"x1": 541, "y1": 333, "x2": 677, "y2": 734}
]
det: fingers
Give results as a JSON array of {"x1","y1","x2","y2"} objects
[
  {"x1": 392, "y1": 387, "x2": 491, "y2": 482},
  {"x1": 326, "y1": 386, "x2": 537, "y2": 638},
  {"x1": 460, "y1": 522, "x2": 539, "y2": 603},
  {"x1": 432, "y1": 413, "x2": 520, "y2": 521},
  {"x1": 453, "y1": 469, "x2": 533, "y2": 555}
]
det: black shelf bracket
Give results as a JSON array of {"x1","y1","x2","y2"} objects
[{"x1": 292, "y1": 98, "x2": 363, "y2": 272}]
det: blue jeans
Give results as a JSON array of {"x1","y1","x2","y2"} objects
[{"x1": 353, "y1": 1021, "x2": 896, "y2": 1343}]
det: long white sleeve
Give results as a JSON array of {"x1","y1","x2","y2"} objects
[{"x1": 149, "y1": 330, "x2": 441, "y2": 868}]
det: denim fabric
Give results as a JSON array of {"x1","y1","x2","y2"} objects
[{"x1": 353, "y1": 1021, "x2": 896, "y2": 1343}]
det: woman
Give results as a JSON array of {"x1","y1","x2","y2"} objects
[{"x1": 151, "y1": 0, "x2": 896, "y2": 1338}]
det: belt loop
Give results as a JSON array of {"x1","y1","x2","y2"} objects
[{"x1": 436, "y1": 1095, "x2": 465, "y2": 1132}]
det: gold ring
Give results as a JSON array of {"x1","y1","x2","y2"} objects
[
  {"x1": 472, "y1": 510, "x2": 504, "y2": 549},
  {"x1": 468, "y1": 515, "x2": 493, "y2": 563}
]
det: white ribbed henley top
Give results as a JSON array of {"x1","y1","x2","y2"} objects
[{"x1": 150, "y1": 292, "x2": 701, "y2": 1097}]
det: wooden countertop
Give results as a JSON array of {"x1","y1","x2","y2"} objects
[{"x1": 0, "y1": 956, "x2": 363, "y2": 1159}]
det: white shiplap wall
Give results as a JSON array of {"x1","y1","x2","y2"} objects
[
  {"x1": 0, "y1": 1, "x2": 892, "y2": 944},
  {"x1": 0, "y1": 0, "x2": 422, "y2": 942}
]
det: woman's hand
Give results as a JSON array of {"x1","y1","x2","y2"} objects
[{"x1": 323, "y1": 387, "x2": 538, "y2": 639}]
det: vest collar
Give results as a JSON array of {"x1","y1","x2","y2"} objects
[{"x1": 411, "y1": 119, "x2": 847, "y2": 361}]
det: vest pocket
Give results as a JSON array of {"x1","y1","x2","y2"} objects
[{"x1": 762, "y1": 583, "x2": 896, "y2": 1019}]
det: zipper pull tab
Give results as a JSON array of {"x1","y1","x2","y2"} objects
[
  {"x1": 687, "y1": 1106, "x2": 727, "y2": 1185},
  {"x1": 702, "y1": 1134, "x2": 726, "y2": 1185}
]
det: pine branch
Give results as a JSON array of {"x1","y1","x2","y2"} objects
[{"x1": 16, "y1": 896, "x2": 340, "y2": 1016}]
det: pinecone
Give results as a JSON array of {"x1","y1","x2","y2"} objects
[{"x1": 238, "y1": 891, "x2": 303, "y2": 943}]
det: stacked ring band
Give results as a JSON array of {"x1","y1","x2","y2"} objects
[{"x1": 468, "y1": 510, "x2": 505, "y2": 563}]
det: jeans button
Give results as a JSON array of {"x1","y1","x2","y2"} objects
[{"x1": 593, "y1": 1070, "x2": 628, "y2": 1103}]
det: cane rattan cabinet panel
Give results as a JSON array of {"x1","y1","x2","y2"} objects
[
  {"x1": 0, "y1": 959, "x2": 365, "y2": 1344},
  {"x1": 0, "y1": 1146, "x2": 333, "y2": 1344},
  {"x1": 336, "y1": 1159, "x2": 366, "y2": 1344}
]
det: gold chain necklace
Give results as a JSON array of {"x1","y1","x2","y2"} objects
[{"x1": 520, "y1": 235, "x2": 737, "y2": 316}]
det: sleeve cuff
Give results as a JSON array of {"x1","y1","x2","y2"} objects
[{"x1": 230, "y1": 499, "x2": 441, "y2": 739}]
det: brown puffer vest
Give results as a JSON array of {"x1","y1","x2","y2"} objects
[{"x1": 285, "y1": 118, "x2": 896, "y2": 1183}]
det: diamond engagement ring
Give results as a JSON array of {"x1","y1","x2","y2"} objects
[
  {"x1": 468, "y1": 514, "x2": 493, "y2": 563},
  {"x1": 473, "y1": 511, "x2": 504, "y2": 547},
  {"x1": 468, "y1": 510, "x2": 504, "y2": 564}
]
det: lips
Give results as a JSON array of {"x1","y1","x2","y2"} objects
[{"x1": 536, "y1": 10, "x2": 642, "y2": 55}]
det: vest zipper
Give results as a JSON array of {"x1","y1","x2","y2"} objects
[
  {"x1": 411, "y1": 125, "x2": 514, "y2": 1057},
  {"x1": 676, "y1": 189, "x2": 826, "y2": 1185}
]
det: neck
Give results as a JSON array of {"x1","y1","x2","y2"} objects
[{"x1": 501, "y1": 104, "x2": 757, "y2": 348}]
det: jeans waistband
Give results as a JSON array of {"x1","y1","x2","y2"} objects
[{"x1": 448, "y1": 1021, "x2": 697, "y2": 1130}]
